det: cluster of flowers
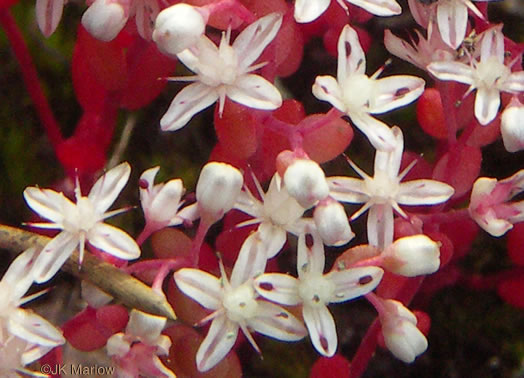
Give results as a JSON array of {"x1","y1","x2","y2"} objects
[{"x1": 1, "y1": 0, "x2": 523, "y2": 376}]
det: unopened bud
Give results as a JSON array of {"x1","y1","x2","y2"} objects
[
  {"x1": 82, "y1": 0, "x2": 129, "y2": 42},
  {"x1": 382, "y1": 234, "x2": 440, "y2": 277},
  {"x1": 196, "y1": 162, "x2": 243, "y2": 225},
  {"x1": 501, "y1": 97, "x2": 524, "y2": 153},
  {"x1": 314, "y1": 197, "x2": 354, "y2": 246},
  {"x1": 153, "y1": 4, "x2": 208, "y2": 55},
  {"x1": 283, "y1": 158, "x2": 329, "y2": 209},
  {"x1": 381, "y1": 299, "x2": 428, "y2": 363}
]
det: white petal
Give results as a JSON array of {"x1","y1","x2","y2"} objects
[
  {"x1": 254, "y1": 273, "x2": 301, "y2": 305},
  {"x1": 258, "y1": 223, "x2": 287, "y2": 258},
  {"x1": 88, "y1": 223, "x2": 140, "y2": 260},
  {"x1": 233, "y1": 13, "x2": 283, "y2": 70},
  {"x1": 397, "y1": 180, "x2": 454, "y2": 205},
  {"x1": 374, "y1": 126, "x2": 403, "y2": 179},
  {"x1": 349, "y1": 111, "x2": 397, "y2": 151},
  {"x1": 249, "y1": 301, "x2": 307, "y2": 341},
  {"x1": 302, "y1": 304, "x2": 337, "y2": 356},
  {"x1": 480, "y1": 26, "x2": 504, "y2": 65},
  {"x1": 231, "y1": 232, "x2": 267, "y2": 287},
  {"x1": 106, "y1": 333, "x2": 130, "y2": 357},
  {"x1": 36, "y1": 0, "x2": 64, "y2": 37},
  {"x1": 501, "y1": 100, "x2": 524, "y2": 153},
  {"x1": 294, "y1": 0, "x2": 330, "y2": 23},
  {"x1": 23, "y1": 187, "x2": 73, "y2": 225},
  {"x1": 160, "y1": 83, "x2": 219, "y2": 131},
  {"x1": 297, "y1": 232, "x2": 325, "y2": 277},
  {"x1": 384, "y1": 30, "x2": 421, "y2": 69},
  {"x1": 177, "y1": 36, "x2": 218, "y2": 73},
  {"x1": 196, "y1": 315, "x2": 238, "y2": 372},
  {"x1": 126, "y1": 310, "x2": 166, "y2": 345},
  {"x1": 325, "y1": 266, "x2": 384, "y2": 303},
  {"x1": 437, "y1": 1, "x2": 468, "y2": 49},
  {"x1": 474, "y1": 87, "x2": 501, "y2": 126},
  {"x1": 33, "y1": 232, "x2": 78, "y2": 283},
  {"x1": 89, "y1": 162, "x2": 131, "y2": 214},
  {"x1": 337, "y1": 25, "x2": 366, "y2": 82},
  {"x1": 8, "y1": 308, "x2": 65, "y2": 347},
  {"x1": 134, "y1": 0, "x2": 159, "y2": 40},
  {"x1": 367, "y1": 204, "x2": 394, "y2": 248},
  {"x1": 328, "y1": 176, "x2": 370, "y2": 203},
  {"x1": 174, "y1": 268, "x2": 222, "y2": 310},
  {"x1": 371, "y1": 76, "x2": 425, "y2": 114},
  {"x1": 150, "y1": 179, "x2": 184, "y2": 221},
  {"x1": 3, "y1": 248, "x2": 39, "y2": 300},
  {"x1": 312, "y1": 75, "x2": 346, "y2": 113},
  {"x1": 140, "y1": 166, "x2": 160, "y2": 190},
  {"x1": 349, "y1": 0, "x2": 401, "y2": 16},
  {"x1": 503, "y1": 71, "x2": 524, "y2": 93},
  {"x1": 427, "y1": 61, "x2": 475, "y2": 85},
  {"x1": 227, "y1": 74, "x2": 282, "y2": 110}
]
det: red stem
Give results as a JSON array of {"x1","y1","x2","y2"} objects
[{"x1": 0, "y1": 9, "x2": 63, "y2": 150}]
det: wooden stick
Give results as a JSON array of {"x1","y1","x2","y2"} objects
[{"x1": 0, "y1": 224, "x2": 176, "y2": 321}]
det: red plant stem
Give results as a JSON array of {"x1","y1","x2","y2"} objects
[{"x1": 0, "y1": 9, "x2": 63, "y2": 150}]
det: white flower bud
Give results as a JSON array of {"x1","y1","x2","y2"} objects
[
  {"x1": 81, "y1": 0, "x2": 129, "y2": 42},
  {"x1": 196, "y1": 162, "x2": 243, "y2": 225},
  {"x1": 153, "y1": 4, "x2": 207, "y2": 56},
  {"x1": 382, "y1": 235, "x2": 440, "y2": 277},
  {"x1": 381, "y1": 300, "x2": 427, "y2": 363},
  {"x1": 313, "y1": 197, "x2": 354, "y2": 246},
  {"x1": 283, "y1": 159, "x2": 329, "y2": 209},
  {"x1": 501, "y1": 98, "x2": 524, "y2": 153}
]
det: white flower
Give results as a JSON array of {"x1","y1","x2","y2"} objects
[
  {"x1": 283, "y1": 158, "x2": 330, "y2": 209},
  {"x1": 107, "y1": 310, "x2": 174, "y2": 378},
  {"x1": 293, "y1": 0, "x2": 401, "y2": 24},
  {"x1": 234, "y1": 173, "x2": 307, "y2": 258},
  {"x1": 196, "y1": 162, "x2": 244, "y2": 225},
  {"x1": 313, "y1": 25, "x2": 425, "y2": 151},
  {"x1": 468, "y1": 170, "x2": 524, "y2": 237},
  {"x1": 0, "y1": 248, "x2": 65, "y2": 372},
  {"x1": 153, "y1": 3, "x2": 208, "y2": 55},
  {"x1": 380, "y1": 299, "x2": 427, "y2": 363},
  {"x1": 328, "y1": 127, "x2": 454, "y2": 249},
  {"x1": 82, "y1": 0, "x2": 160, "y2": 41},
  {"x1": 139, "y1": 166, "x2": 185, "y2": 228},
  {"x1": 160, "y1": 13, "x2": 283, "y2": 131},
  {"x1": 428, "y1": 26, "x2": 524, "y2": 125},
  {"x1": 500, "y1": 96, "x2": 524, "y2": 153},
  {"x1": 174, "y1": 232, "x2": 307, "y2": 372},
  {"x1": 24, "y1": 162, "x2": 141, "y2": 283},
  {"x1": 254, "y1": 232, "x2": 383, "y2": 356},
  {"x1": 382, "y1": 235, "x2": 440, "y2": 277}
]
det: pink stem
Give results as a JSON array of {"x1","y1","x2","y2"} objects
[{"x1": 0, "y1": 9, "x2": 63, "y2": 150}]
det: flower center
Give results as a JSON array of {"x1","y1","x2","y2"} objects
[
  {"x1": 475, "y1": 57, "x2": 510, "y2": 89},
  {"x1": 341, "y1": 74, "x2": 375, "y2": 112},
  {"x1": 298, "y1": 274, "x2": 335, "y2": 307},
  {"x1": 365, "y1": 170, "x2": 399, "y2": 205},
  {"x1": 62, "y1": 197, "x2": 98, "y2": 233},
  {"x1": 223, "y1": 283, "x2": 258, "y2": 322}
]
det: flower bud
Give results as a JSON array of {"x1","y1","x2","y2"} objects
[
  {"x1": 153, "y1": 4, "x2": 208, "y2": 56},
  {"x1": 196, "y1": 162, "x2": 243, "y2": 225},
  {"x1": 313, "y1": 197, "x2": 354, "y2": 246},
  {"x1": 382, "y1": 235, "x2": 440, "y2": 277},
  {"x1": 283, "y1": 158, "x2": 329, "y2": 209},
  {"x1": 81, "y1": 0, "x2": 129, "y2": 42},
  {"x1": 139, "y1": 167, "x2": 185, "y2": 227},
  {"x1": 381, "y1": 299, "x2": 428, "y2": 363},
  {"x1": 501, "y1": 97, "x2": 524, "y2": 153}
]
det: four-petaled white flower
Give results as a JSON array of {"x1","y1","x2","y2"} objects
[
  {"x1": 294, "y1": 0, "x2": 401, "y2": 24},
  {"x1": 328, "y1": 126, "x2": 454, "y2": 249},
  {"x1": 107, "y1": 309, "x2": 175, "y2": 377},
  {"x1": 254, "y1": 231, "x2": 383, "y2": 356},
  {"x1": 24, "y1": 162, "x2": 141, "y2": 283},
  {"x1": 313, "y1": 25, "x2": 425, "y2": 151},
  {"x1": 234, "y1": 173, "x2": 307, "y2": 258},
  {"x1": 0, "y1": 248, "x2": 65, "y2": 374},
  {"x1": 468, "y1": 169, "x2": 524, "y2": 237},
  {"x1": 161, "y1": 13, "x2": 283, "y2": 131},
  {"x1": 174, "y1": 232, "x2": 307, "y2": 372},
  {"x1": 428, "y1": 26, "x2": 524, "y2": 125}
]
